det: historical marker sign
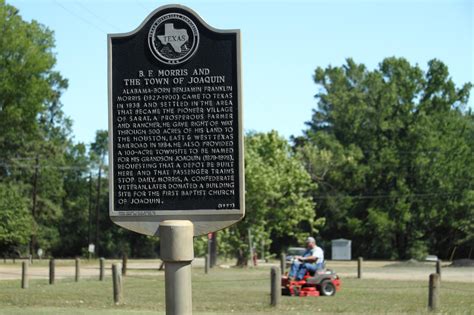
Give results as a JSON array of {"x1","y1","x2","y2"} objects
[{"x1": 108, "y1": 5, "x2": 244, "y2": 236}]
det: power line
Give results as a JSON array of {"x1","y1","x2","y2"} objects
[
  {"x1": 4, "y1": 157, "x2": 37, "y2": 161},
  {"x1": 314, "y1": 192, "x2": 466, "y2": 200},
  {"x1": 74, "y1": 1, "x2": 120, "y2": 32},
  {"x1": 0, "y1": 161, "x2": 91, "y2": 171},
  {"x1": 301, "y1": 148, "x2": 471, "y2": 155},
  {"x1": 137, "y1": 1, "x2": 152, "y2": 11},
  {"x1": 53, "y1": 1, "x2": 107, "y2": 33}
]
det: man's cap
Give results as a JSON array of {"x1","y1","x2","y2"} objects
[{"x1": 306, "y1": 237, "x2": 316, "y2": 243}]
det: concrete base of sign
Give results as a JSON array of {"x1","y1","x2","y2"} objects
[
  {"x1": 160, "y1": 220, "x2": 194, "y2": 315},
  {"x1": 111, "y1": 213, "x2": 242, "y2": 236}
]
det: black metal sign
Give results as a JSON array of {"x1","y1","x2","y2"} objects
[{"x1": 108, "y1": 5, "x2": 244, "y2": 236}]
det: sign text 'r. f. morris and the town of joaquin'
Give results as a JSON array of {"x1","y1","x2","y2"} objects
[
  {"x1": 109, "y1": 5, "x2": 243, "y2": 227},
  {"x1": 114, "y1": 67, "x2": 237, "y2": 210}
]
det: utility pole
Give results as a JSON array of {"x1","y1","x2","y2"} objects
[
  {"x1": 30, "y1": 155, "x2": 39, "y2": 256},
  {"x1": 210, "y1": 232, "x2": 217, "y2": 267},
  {"x1": 248, "y1": 229, "x2": 253, "y2": 267},
  {"x1": 95, "y1": 165, "x2": 102, "y2": 256},
  {"x1": 88, "y1": 172, "x2": 93, "y2": 245},
  {"x1": 88, "y1": 172, "x2": 93, "y2": 259}
]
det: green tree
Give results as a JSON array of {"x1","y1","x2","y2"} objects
[
  {"x1": 0, "y1": 1, "x2": 67, "y2": 171},
  {"x1": 297, "y1": 57, "x2": 473, "y2": 259},
  {"x1": 0, "y1": 183, "x2": 33, "y2": 255},
  {"x1": 88, "y1": 130, "x2": 109, "y2": 256},
  {"x1": 220, "y1": 131, "x2": 322, "y2": 266},
  {"x1": 0, "y1": 1, "x2": 69, "y2": 256},
  {"x1": 54, "y1": 143, "x2": 91, "y2": 257},
  {"x1": 87, "y1": 130, "x2": 160, "y2": 258}
]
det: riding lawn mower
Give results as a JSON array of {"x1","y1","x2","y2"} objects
[{"x1": 281, "y1": 269, "x2": 341, "y2": 297}]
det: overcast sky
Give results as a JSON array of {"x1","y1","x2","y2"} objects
[{"x1": 8, "y1": 0, "x2": 474, "y2": 144}]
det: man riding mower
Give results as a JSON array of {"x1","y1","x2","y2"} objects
[{"x1": 282, "y1": 237, "x2": 341, "y2": 297}]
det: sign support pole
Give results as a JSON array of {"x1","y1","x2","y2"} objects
[{"x1": 160, "y1": 220, "x2": 194, "y2": 315}]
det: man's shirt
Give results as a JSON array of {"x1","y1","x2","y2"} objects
[{"x1": 303, "y1": 246, "x2": 324, "y2": 265}]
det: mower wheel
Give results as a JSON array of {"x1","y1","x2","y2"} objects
[{"x1": 320, "y1": 280, "x2": 336, "y2": 296}]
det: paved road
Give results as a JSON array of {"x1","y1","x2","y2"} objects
[
  {"x1": 325, "y1": 260, "x2": 474, "y2": 283},
  {"x1": 0, "y1": 259, "x2": 472, "y2": 283}
]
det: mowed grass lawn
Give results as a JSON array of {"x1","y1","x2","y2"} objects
[{"x1": 0, "y1": 266, "x2": 472, "y2": 314}]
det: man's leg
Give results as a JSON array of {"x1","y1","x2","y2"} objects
[
  {"x1": 306, "y1": 263, "x2": 317, "y2": 275},
  {"x1": 297, "y1": 263, "x2": 318, "y2": 280},
  {"x1": 288, "y1": 261, "x2": 301, "y2": 278},
  {"x1": 296, "y1": 263, "x2": 308, "y2": 280}
]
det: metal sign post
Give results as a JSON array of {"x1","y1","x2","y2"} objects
[
  {"x1": 160, "y1": 220, "x2": 194, "y2": 314},
  {"x1": 108, "y1": 5, "x2": 244, "y2": 314}
]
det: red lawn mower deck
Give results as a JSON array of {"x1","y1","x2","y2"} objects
[{"x1": 282, "y1": 269, "x2": 341, "y2": 297}]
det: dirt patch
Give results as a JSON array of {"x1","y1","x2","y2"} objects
[
  {"x1": 325, "y1": 260, "x2": 474, "y2": 283},
  {"x1": 384, "y1": 259, "x2": 437, "y2": 268},
  {"x1": 450, "y1": 259, "x2": 474, "y2": 267},
  {"x1": 0, "y1": 259, "x2": 166, "y2": 281}
]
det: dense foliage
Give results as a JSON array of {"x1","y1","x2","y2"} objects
[
  {"x1": 0, "y1": 0, "x2": 68, "y2": 256},
  {"x1": 218, "y1": 131, "x2": 320, "y2": 265},
  {"x1": 296, "y1": 58, "x2": 473, "y2": 259},
  {"x1": 0, "y1": 2, "x2": 156, "y2": 258},
  {"x1": 1, "y1": 2, "x2": 472, "y2": 261},
  {"x1": 0, "y1": 183, "x2": 32, "y2": 255}
]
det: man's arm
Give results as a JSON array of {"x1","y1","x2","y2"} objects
[{"x1": 296, "y1": 255, "x2": 317, "y2": 263}]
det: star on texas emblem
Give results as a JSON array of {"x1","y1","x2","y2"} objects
[{"x1": 148, "y1": 13, "x2": 199, "y2": 65}]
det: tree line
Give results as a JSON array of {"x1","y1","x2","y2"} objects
[
  {"x1": 1, "y1": 2, "x2": 472, "y2": 262},
  {"x1": 294, "y1": 58, "x2": 473, "y2": 260}
]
